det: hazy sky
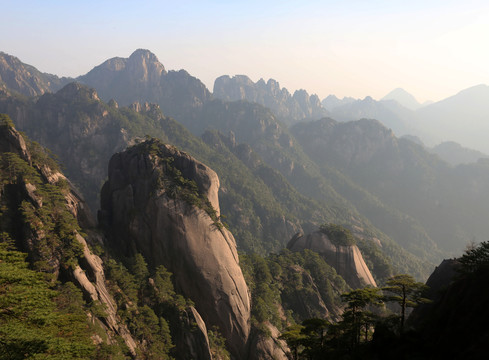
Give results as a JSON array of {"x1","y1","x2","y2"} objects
[{"x1": 2, "y1": 0, "x2": 489, "y2": 103}]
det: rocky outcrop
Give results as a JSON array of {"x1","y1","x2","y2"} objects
[
  {"x1": 99, "y1": 139, "x2": 251, "y2": 357},
  {"x1": 0, "y1": 114, "x2": 31, "y2": 162},
  {"x1": 73, "y1": 233, "x2": 137, "y2": 355},
  {"x1": 287, "y1": 231, "x2": 377, "y2": 289},
  {"x1": 213, "y1": 75, "x2": 328, "y2": 125}
]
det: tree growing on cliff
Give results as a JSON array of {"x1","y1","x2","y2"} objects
[
  {"x1": 319, "y1": 224, "x2": 356, "y2": 246},
  {"x1": 339, "y1": 287, "x2": 383, "y2": 348},
  {"x1": 459, "y1": 240, "x2": 489, "y2": 273},
  {"x1": 382, "y1": 274, "x2": 429, "y2": 333}
]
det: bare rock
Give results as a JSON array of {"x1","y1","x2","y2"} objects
[
  {"x1": 100, "y1": 140, "x2": 251, "y2": 357},
  {"x1": 172, "y1": 306, "x2": 212, "y2": 360},
  {"x1": 73, "y1": 233, "x2": 137, "y2": 355},
  {"x1": 287, "y1": 231, "x2": 377, "y2": 289}
]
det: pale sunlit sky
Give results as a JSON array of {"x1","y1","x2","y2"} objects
[{"x1": 2, "y1": 0, "x2": 489, "y2": 103}]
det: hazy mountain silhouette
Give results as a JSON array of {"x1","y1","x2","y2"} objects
[
  {"x1": 328, "y1": 96, "x2": 417, "y2": 136},
  {"x1": 382, "y1": 87, "x2": 423, "y2": 110},
  {"x1": 414, "y1": 84, "x2": 489, "y2": 153},
  {"x1": 430, "y1": 141, "x2": 489, "y2": 166},
  {"x1": 321, "y1": 94, "x2": 357, "y2": 111}
]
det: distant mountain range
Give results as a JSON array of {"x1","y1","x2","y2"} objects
[
  {"x1": 213, "y1": 75, "x2": 329, "y2": 125},
  {"x1": 322, "y1": 85, "x2": 489, "y2": 155},
  {"x1": 1, "y1": 48, "x2": 488, "y2": 360},
  {"x1": 2, "y1": 48, "x2": 489, "y2": 271}
]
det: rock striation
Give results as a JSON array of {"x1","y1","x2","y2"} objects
[
  {"x1": 287, "y1": 230, "x2": 377, "y2": 289},
  {"x1": 99, "y1": 139, "x2": 251, "y2": 357}
]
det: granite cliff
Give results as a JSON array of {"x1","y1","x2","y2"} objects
[
  {"x1": 99, "y1": 139, "x2": 251, "y2": 357},
  {"x1": 287, "y1": 230, "x2": 377, "y2": 289}
]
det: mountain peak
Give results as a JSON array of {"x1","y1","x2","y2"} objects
[
  {"x1": 382, "y1": 87, "x2": 421, "y2": 110},
  {"x1": 55, "y1": 82, "x2": 99, "y2": 101},
  {"x1": 128, "y1": 49, "x2": 162, "y2": 64}
]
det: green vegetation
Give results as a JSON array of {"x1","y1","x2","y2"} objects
[
  {"x1": 0, "y1": 241, "x2": 101, "y2": 359},
  {"x1": 382, "y1": 274, "x2": 429, "y2": 333},
  {"x1": 279, "y1": 273, "x2": 430, "y2": 359},
  {"x1": 0, "y1": 149, "x2": 83, "y2": 273},
  {"x1": 319, "y1": 224, "x2": 356, "y2": 246},
  {"x1": 2, "y1": 81, "x2": 436, "y2": 280},
  {"x1": 208, "y1": 326, "x2": 231, "y2": 360},
  {"x1": 459, "y1": 240, "x2": 489, "y2": 273},
  {"x1": 0, "y1": 113, "x2": 14, "y2": 128},
  {"x1": 240, "y1": 249, "x2": 349, "y2": 333},
  {"x1": 134, "y1": 139, "x2": 223, "y2": 230}
]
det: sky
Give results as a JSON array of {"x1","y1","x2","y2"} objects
[{"x1": 2, "y1": 0, "x2": 489, "y2": 103}]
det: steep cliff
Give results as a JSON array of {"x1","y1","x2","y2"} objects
[
  {"x1": 287, "y1": 230, "x2": 377, "y2": 289},
  {"x1": 99, "y1": 139, "x2": 251, "y2": 357}
]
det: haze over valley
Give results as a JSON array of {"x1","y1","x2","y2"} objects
[{"x1": 2, "y1": 2, "x2": 489, "y2": 359}]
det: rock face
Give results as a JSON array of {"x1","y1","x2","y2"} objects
[
  {"x1": 213, "y1": 75, "x2": 328, "y2": 125},
  {"x1": 287, "y1": 231, "x2": 377, "y2": 289},
  {"x1": 99, "y1": 139, "x2": 251, "y2": 357},
  {"x1": 171, "y1": 306, "x2": 212, "y2": 360},
  {"x1": 0, "y1": 52, "x2": 71, "y2": 96}
]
